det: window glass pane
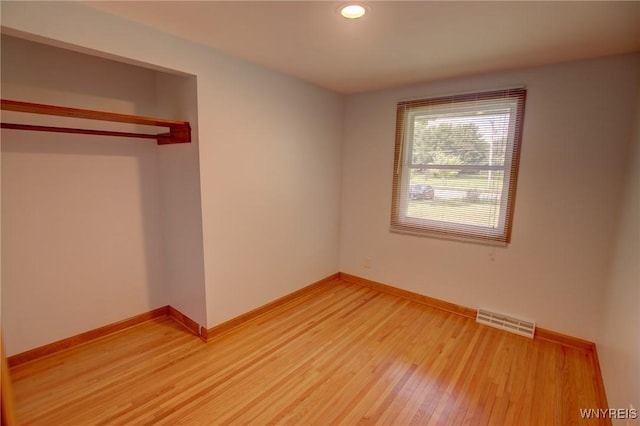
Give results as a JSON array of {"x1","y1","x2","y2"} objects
[
  {"x1": 407, "y1": 169, "x2": 505, "y2": 229},
  {"x1": 411, "y1": 112, "x2": 511, "y2": 167}
]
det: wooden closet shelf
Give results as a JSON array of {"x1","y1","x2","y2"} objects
[{"x1": 0, "y1": 99, "x2": 191, "y2": 145}]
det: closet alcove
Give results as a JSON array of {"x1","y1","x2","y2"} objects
[{"x1": 1, "y1": 35, "x2": 207, "y2": 357}]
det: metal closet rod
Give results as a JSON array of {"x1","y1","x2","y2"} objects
[{"x1": 0, "y1": 99, "x2": 191, "y2": 145}]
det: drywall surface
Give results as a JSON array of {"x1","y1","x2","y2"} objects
[
  {"x1": 155, "y1": 73, "x2": 208, "y2": 327},
  {"x1": 598, "y1": 88, "x2": 640, "y2": 423},
  {"x1": 198, "y1": 64, "x2": 343, "y2": 325},
  {"x1": 1, "y1": 1, "x2": 344, "y2": 330},
  {"x1": 340, "y1": 54, "x2": 640, "y2": 341},
  {"x1": 1, "y1": 36, "x2": 168, "y2": 355}
]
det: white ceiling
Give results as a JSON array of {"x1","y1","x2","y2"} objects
[{"x1": 85, "y1": 1, "x2": 640, "y2": 94}]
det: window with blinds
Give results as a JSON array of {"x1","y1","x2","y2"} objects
[{"x1": 390, "y1": 88, "x2": 526, "y2": 244}]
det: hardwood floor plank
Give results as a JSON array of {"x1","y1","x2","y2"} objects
[{"x1": 10, "y1": 280, "x2": 609, "y2": 425}]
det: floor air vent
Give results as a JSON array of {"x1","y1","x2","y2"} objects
[{"x1": 476, "y1": 308, "x2": 536, "y2": 338}]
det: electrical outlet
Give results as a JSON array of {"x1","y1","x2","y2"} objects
[{"x1": 363, "y1": 257, "x2": 372, "y2": 269}]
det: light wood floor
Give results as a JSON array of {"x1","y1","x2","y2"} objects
[{"x1": 10, "y1": 279, "x2": 607, "y2": 425}]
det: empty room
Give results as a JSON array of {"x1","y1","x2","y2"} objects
[{"x1": 1, "y1": 1, "x2": 638, "y2": 425}]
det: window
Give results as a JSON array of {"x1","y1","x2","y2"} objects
[{"x1": 390, "y1": 88, "x2": 526, "y2": 244}]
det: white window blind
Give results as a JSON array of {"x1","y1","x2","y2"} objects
[{"x1": 390, "y1": 88, "x2": 526, "y2": 243}]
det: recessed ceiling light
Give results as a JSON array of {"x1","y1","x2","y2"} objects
[{"x1": 340, "y1": 3, "x2": 367, "y2": 19}]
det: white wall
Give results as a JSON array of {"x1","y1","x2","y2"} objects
[
  {"x1": 1, "y1": 36, "x2": 168, "y2": 355},
  {"x1": 155, "y1": 74, "x2": 208, "y2": 327},
  {"x1": 200, "y1": 66, "x2": 343, "y2": 324},
  {"x1": 598, "y1": 88, "x2": 640, "y2": 423},
  {"x1": 340, "y1": 54, "x2": 640, "y2": 341},
  {"x1": 1, "y1": 1, "x2": 344, "y2": 333}
]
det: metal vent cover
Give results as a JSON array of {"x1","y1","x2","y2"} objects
[{"x1": 476, "y1": 308, "x2": 536, "y2": 338}]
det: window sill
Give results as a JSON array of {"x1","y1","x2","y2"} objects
[{"x1": 389, "y1": 226, "x2": 509, "y2": 247}]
